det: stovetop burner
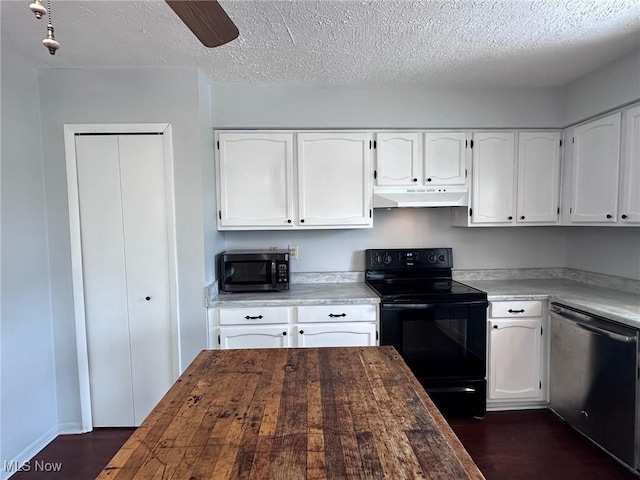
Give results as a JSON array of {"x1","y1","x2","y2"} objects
[{"x1": 365, "y1": 248, "x2": 487, "y2": 304}]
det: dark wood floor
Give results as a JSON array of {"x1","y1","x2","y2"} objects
[
  {"x1": 10, "y1": 410, "x2": 638, "y2": 479},
  {"x1": 449, "y1": 410, "x2": 638, "y2": 480}
]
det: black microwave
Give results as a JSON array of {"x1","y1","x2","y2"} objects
[{"x1": 218, "y1": 250, "x2": 289, "y2": 293}]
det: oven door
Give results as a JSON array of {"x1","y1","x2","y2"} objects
[{"x1": 380, "y1": 301, "x2": 488, "y2": 381}]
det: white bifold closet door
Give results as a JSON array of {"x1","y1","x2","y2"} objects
[{"x1": 75, "y1": 134, "x2": 173, "y2": 427}]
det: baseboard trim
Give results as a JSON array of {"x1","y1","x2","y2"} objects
[
  {"x1": 1, "y1": 426, "x2": 58, "y2": 480},
  {"x1": 57, "y1": 422, "x2": 85, "y2": 435}
]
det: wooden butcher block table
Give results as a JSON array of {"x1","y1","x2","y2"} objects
[{"x1": 97, "y1": 347, "x2": 484, "y2": 480}]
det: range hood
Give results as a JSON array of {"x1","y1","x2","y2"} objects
[{"x1": 373, "y1": 188, "x2": 468, "y2": 208}]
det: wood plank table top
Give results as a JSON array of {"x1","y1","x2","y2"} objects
[{"x1": 97, "y1": 347, "x2": 485, "y2": 480}]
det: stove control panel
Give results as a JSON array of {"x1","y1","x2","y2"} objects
[{"x1": 366, "y1": 248, "x2": 453, "y2": 269}]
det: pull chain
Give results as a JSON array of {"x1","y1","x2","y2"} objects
[{"x1": 42, "y1": 0, "x2": 60, "y2": 55}]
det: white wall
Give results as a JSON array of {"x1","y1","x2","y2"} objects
[
  {"x1": 562, "y1": 48, "x2": 640, "y2": 126},
  {"x1": 226, "y1": 208, "x2": 568, "y2": 272},
  {"x1": 214, "y1": 72, "x2": 640, "y2": 281},
  {"x1": 212, "y1": 84, "x2": 564, "y2": 129},
  {"x1": 564, "y1": 228, "x2": 640, "y2": 280},
  {"x1": 561, "y1": 49, "x2": 640, "y2": 280},
  {"x1": 1, "y1": 51, "x2": 58, "y2": 473},
  {"x1": 38, "y1": 67, "x2": 210, "y2": 431},
  {"x1": 201, "y1": 72, "x2": 226, "y2": 284},
  {"x1": 214, "y1": 83, "x2": 570, "y2": 273}
]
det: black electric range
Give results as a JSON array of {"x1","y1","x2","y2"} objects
[{"x1": 365, "y1": 248, "x2": 489, "y2": 417}]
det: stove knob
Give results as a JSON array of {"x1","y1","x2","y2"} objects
[
  {"x1": 373, "y1": 253, "x2": 381, "y2": 264},
  {"x1": 382, "y1": 253, "x2": 392, "y2": 265},
  {"x1": 438, "y1": 254, "x2": 445, "y2": 262},
  {"x1": 427, "y1": 253, "x2": 436, "y2": 263}
]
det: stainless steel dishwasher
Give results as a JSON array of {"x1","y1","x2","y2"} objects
[{"x1": 549, "y1": 303, "x2": 639, "y2": 473}]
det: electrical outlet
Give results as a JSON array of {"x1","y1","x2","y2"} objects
[{"x1": 288, "y1": 245, "x2": 298, "y2": 259}]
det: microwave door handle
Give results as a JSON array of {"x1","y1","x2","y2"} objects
[{"x1": 271, "y1": 260, "x2": 277, "y2": 289}]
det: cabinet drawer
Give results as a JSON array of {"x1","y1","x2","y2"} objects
[
  {"x1": 297, "y1": 304, "x2": 377, "y2": 323},
  {"x1": 219, "y1": 306, "x2": 291, "y2": 325},
  {"x1": 490, "y1": 301, "x2": 542, "y2": 318}
]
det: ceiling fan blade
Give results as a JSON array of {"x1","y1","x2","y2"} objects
[{"x1": 166, "y1": 0, "x2": 239, "y2": 48}]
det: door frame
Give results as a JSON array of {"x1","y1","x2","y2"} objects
[{"x1": 64, "y1": 124, "x2": 180, "y2": 432}]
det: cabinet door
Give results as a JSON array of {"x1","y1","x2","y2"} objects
[
  {"x1": 218, "y1": 326, "x2": 291, "y2": 349},
  {"x1": 295, "y1": 323, "x2": 377, "y2": 347},
  {"x1": 517, "y1": 132, "x2": 561, "y2": 223},
  {"x1": 297, "y1": 132, "x2": 372, "y2": 227},
  {"x1": 488, "y1": 318, "x2": 542, "y2": 400},
  {"x1": 217, "y1": 133, "x2": 294, "y2": 228},
  {"x1": 620, "y1": 105, "x2": 640, "y2": 223},
  {"x1": 375, "y1": 132, "x2": 421, "y2": 185},
  {"x1": 471, "y1": 132, "x2": 516, "y2": 224},
  {"x1": 424, "y1": 132, "x2": 468, "y2": 186},
  {"x1": 570, "y1": 113, "x2": 621, "y2": 223}
]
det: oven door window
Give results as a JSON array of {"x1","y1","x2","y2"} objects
[
  {"x1": 223, "y1": 261, "x2": 272, "y2": 286},
  {"x1": 381, "y1": 304, "x2": 486, "y2": 379}
]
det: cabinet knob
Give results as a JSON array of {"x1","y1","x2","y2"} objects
[
  {"x1": 508, "y1": 216, "x2": 513, "y2": 220},
  {"x1": 606, "y1": 214, "x2": 612, "y2": 219},
  {"x1": 520, "y1": 216, "x2": 525, "y2": 220},
  {"x1": 282, "y1": 331, "x2": 287, "y2": 336},
  {"x1": 145, "y1": 296, "x2": 151, "y2": 301},
  {"x1": 299, "y1": 330, "x2": 304, "y2": 334},
  {"x1": 413, "y1": 178, "x2": 418, "y2": 182},
  {"x1": 300, "y1": 219, "x2": 305, "y2": 223},
  {"x1": 426, "y1": 178, "x2": 432, "y2": 182},
  {"x1": 622, "y1": 214, "x2": 628, "y2": 219},
  {"x1": 493, "y1": 325, "x2": 498, "y2": 329},
  {"x1": 287, "y1": 219, "x2": 292, "y2": 223}
]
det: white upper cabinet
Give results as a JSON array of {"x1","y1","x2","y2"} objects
[
  {"x1": 516, "y1": 132, "x2": 561, "y2": 223},
  {"x1": 620, "y1": 105, "x2": 640, "y2": 223},
  {"x1": 424, "y1": 132, "x2": 468, "y2": 186},
  {"x1": 470, "y1": 132, "x2": 516, "y2": 224},
  {"x1": 216, "y1": 131, "x2": 372, "y2": 230},
  {"x1": 217, "y1": 132, "x2": 294, "y2": 228},
  {"x1": 375, "y1": 132, "x2": 421, "y2": 185},
  {"x1": 297, "y1": 132, "x2": 372, "y2": 227},
  {"x1": 570, "y1": 112, "x2": 621, "y2": 223}
]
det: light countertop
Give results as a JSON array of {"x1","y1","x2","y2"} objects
[
  {"x1": 208, "y1": 282, "x2": 380, "y2": 308},
  {"x1": 462, "y1": 278, "x2": 639, "y2": 329},
  {"x1": 208, "y1": 275, "x2": 639, "y2": 329}
]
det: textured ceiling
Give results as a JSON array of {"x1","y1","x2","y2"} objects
[{"x1": 2, "y1": 0, "x2": 639, "y2": 86}]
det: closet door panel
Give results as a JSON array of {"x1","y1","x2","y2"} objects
[
  {"x1": 118, "y1": 135, "x2": 173, "y2": 424},
  {"x1": 76, "y1": 135, "x2": 135, "y2": 427}
]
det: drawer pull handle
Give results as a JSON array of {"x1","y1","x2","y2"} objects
[
  {"x1": 328, "y1": 313, "x2": 347, "y2": 318},
  {"x1": 508, "y1": 309, "x2": 525, "y2": 314},
  {"x1": 245, "y1": 315, "x2": 264, "y2": 320}
]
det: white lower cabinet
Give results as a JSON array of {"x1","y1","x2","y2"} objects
[
  {"x1": 487, "y1": 300, "x2": 547, "y2": 410},
  {"x1": 296, "y1": 304, "x2": 377, "y2": 347},
  {"x1": 295, "y1": 323, "x2": 377, "y2": 347},
  {"x1": 210, "y1": 303, "x2": 378, "y2": 349},
  {"x1": 219, "y1": 325, "x2": 291, "y2": 349}
]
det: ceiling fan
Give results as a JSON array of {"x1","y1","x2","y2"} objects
[{"x1": 165, "y1": 0, "x2": 239, "y2": 48}]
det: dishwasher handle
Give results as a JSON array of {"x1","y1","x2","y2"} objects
[
  {"x1": 550, "y1": 305, "x2": 637, "y2": 344},
  {"x1": 571, "y1": 319, "x2": 635, "y2": 344}
]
